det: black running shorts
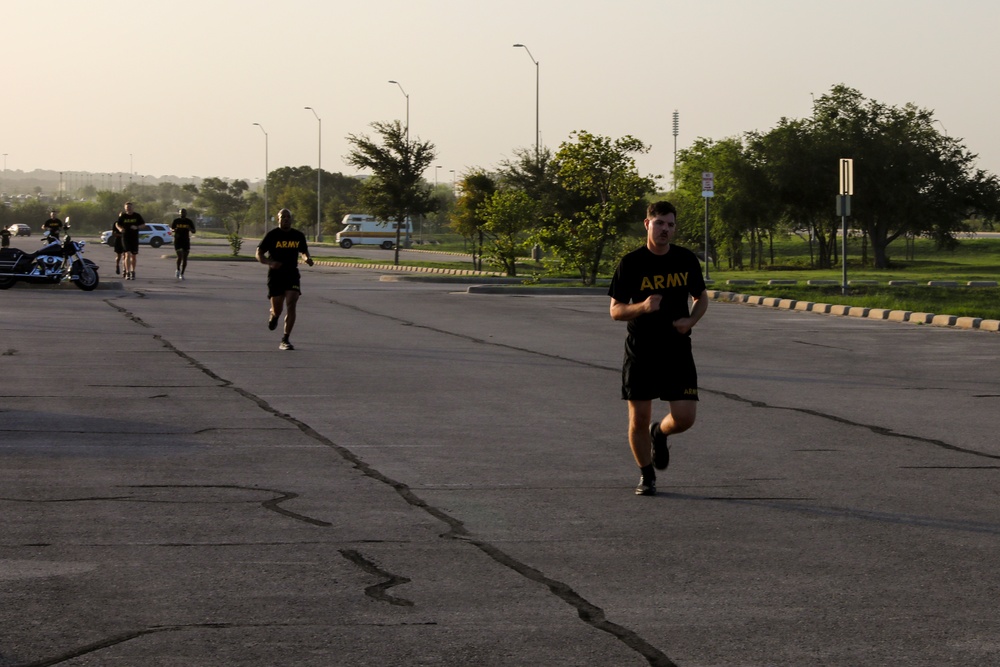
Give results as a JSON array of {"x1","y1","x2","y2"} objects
[
  {"x1": 621, "y1": 336, "x2": 699, "y2": 402},
  {"x1": 267, "y1": 268, "x2": 301, "y2": 298}
]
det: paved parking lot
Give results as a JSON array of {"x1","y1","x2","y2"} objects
[{"x1": 2, "y1": 251, "x2": 999, "y2": 666}]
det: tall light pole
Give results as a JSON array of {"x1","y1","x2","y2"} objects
[
  {"x1": 1, "y1": 153, "x2": 6, "y2": 195},
  {"x1": 513, "y1": 44, "x2": 540, "y2": 157},
  {"x1": 252, "y1": 123, "x2": 269, "y2": 229},
  {"x1": 304, "y1": 106, "x2": 322, "y2": 241},
  {"x1": 388, "y1": 80, "x2": 409, "y2": 142},
  {"x1": 672, "y1": 110, "x2": 679, "y2": 192},
  {"x1": 435, "y1": 165, "x2": 441, "y2": 186}
]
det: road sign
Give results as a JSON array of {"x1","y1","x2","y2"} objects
[
  {"x1": 839, "y1": 159, "x2": 853, "y2": 195},
  {"x1": 702, "y1": 172, "x2": 714, "y2": 198},
  {"x1": 836, "y1": 195, "x2": 851, "y2": 217}
]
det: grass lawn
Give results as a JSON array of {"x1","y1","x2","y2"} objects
[{"x1": 698, "y1": 235, "x2": 1000, "y2": 320}]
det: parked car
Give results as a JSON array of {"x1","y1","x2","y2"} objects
[
  {"x1": 6, "y1": 223, "x2": 31, "y2": 237},
  {"x1": 100, "y1": 223, "x2": 173, "y2": 248}
]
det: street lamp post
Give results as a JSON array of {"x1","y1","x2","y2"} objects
[
  {"x1": 672, "y1": 110, "x2": 679, "y2": 192},
  {"x1": 305, "y1": 106, "x2": 322, "y2": 242},
  {"x1": 388, "y1": 81, "x2": 411, "y2": 251},
  {"x1": 513, "y1": 44, "x2": 540, "y2": 157},
  {"x1": 252, "y1": 123, "x2": 269, "y2": 229},
  {"x1": 388, "y1": 80, "x2": 409, "y2": 142}
]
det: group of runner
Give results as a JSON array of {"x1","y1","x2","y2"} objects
[
  {"x1": 107, "y1": 202, "x2": 313, "y2": 352},
  {"x1": 105, "y1": 199, "x2": 705, "y2": 495},
  {"x1": 108, "y1": 203, "x2": 196, "y2": 281}
]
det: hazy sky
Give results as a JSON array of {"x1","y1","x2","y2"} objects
[{"x1": 3, "y1": 0, "x2": 999, "y2": 190}]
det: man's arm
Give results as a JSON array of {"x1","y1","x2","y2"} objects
[
  {"x1": 672, "y1": 290, "x2": 708, "y2": 335},
  {"x1": 299, "y1": 236, "x2": 314, "y2": 266},
  {"x1": 255, "y1": 246, "x2": 276, "y2": 268},
  {"x1": 610, "y1": 294, "x2": 661, "y2": 321}
]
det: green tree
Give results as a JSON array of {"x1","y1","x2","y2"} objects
[
  {"x1": 497, "y1": 146, "x2": 563, "y2": 220},
  {"x1": 675, "y1": 136, "x2": 774, "y2": 270},
  {"x1": 264, "y1": 166, "x2": 362, "y2": 239},
  {"x1": 193, "y1": 177, "x2": 251, "y2": 255},
  {"x1": 345, "y1": 120, "x2": 438, "y2": 265},
  {"x1": 539, "y1": 131, "x2": 656, "y2": 285},
  {"x1": 321, "y1": 172, "x2": 363, "y2": 237},
  {"x1": 479, "y1": 190, "x2": 537, "y2": 276},
  {"x1": 818, "y1": 86, "x2": 1000, "y2": 267},
  {"x1": 424, "y1": 182, "x2": 456, "y2": 239},
  {"x1": 450, "y1": 170, "x2": 497, "y2": 271},
  {"x1": 746, "y1": 117, "x2": 839, "y2": 268}
]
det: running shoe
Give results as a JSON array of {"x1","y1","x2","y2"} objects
[
  {"x1": 279, "y1": 340, "x2": 294, "y2": 351},
  {"x1": 268, "y1": 314, "x2": 278, "y2": 331},
  {"x1": 635, "y1": 475, "x2": 656, "y2": 496},
  {"x1": 650, "y1": 422, "x2": 670, "y2": 470}
]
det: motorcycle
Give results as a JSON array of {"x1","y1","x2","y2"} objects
[{"x1": 0, "y1": 218, "x2": 100, "y2": 291}]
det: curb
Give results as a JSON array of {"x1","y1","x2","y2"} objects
[
  {"x1": 708, "y1": 289, "x2": 1000, "y2": 333},
  {"x1": 313, "y1": 259, "x2": 503, "y2": 277}
]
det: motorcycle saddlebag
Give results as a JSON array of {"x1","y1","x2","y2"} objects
[{"x1": 0, "y1": 248, "x2": 26, "y2": 273}]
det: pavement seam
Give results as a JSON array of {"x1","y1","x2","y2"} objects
[
  {"x1": 706, "y1": 388, "x2": 1000, "y2": 461},
  {"x1": 108, "y1": 301, "x2": 679, "y2": 667}
]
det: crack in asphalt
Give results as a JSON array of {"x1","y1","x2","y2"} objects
[
  {"x1": 101, "y1": 298, "x2": 679, "y2": 667},
  {"x1": 327, "y1": 298, "x2": 1000, "y2": 462},
  {"x1": 129, "y1": 484, "x2": 333, "y2": 527},
  {"x1": 0, "y1": 484, "x2": 331, "y2": 528},
  {"x1": 339, "y1": 549, "x2": 414, "y2": 607},
  {"x1": 80, "y1": 295, "x2": 993, "y2": 667},
  {"x1": 706, "y1": 388, "x2": 1000, "y2": 461},
  {"x1": 8, "y1": 621, "x2": 433, "y2": 667}
]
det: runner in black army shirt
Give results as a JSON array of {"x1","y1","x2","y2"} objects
[
  {"x1": 255, "y1": 208, "x2": 314, "y2": 350},
  {"x1": 171, "y1": 208, "x2": 196, "y2": 280},
  {"x1": 115, "y1": 202, "x2": 144, "y2": 280},
  {"x1": 609, "y1": 201, "x2": 708, "y2": 496}
]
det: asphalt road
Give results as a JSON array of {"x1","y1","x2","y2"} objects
[{"x1": 2, "y1": 251, "x2": 999, "y2": 666}]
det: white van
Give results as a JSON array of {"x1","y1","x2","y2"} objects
[{"x1": 335, "y1": 214, "x2": 412, "y2": 249}]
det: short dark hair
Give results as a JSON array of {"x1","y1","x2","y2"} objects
[{"x1": 647, "y1": 201, "x2": 677, "y2": 218}]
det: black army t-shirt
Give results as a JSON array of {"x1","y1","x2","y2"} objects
[
  {"x1": 116, "y1": 212, "x2": 145, "y2": 245},
  {"x1": 171, "y1": 217, "x2": 196, "y2": 245},
  {"x1": 257, "y1": 227, "x2": 309, "y2": 270},
  {"x1": 608, "y1": 244, "x2": 707, "y2": 356}
]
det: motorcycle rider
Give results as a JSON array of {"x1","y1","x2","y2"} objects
[{"x1": 41, "y1": 210, "x2": 63, "y2": 240}]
